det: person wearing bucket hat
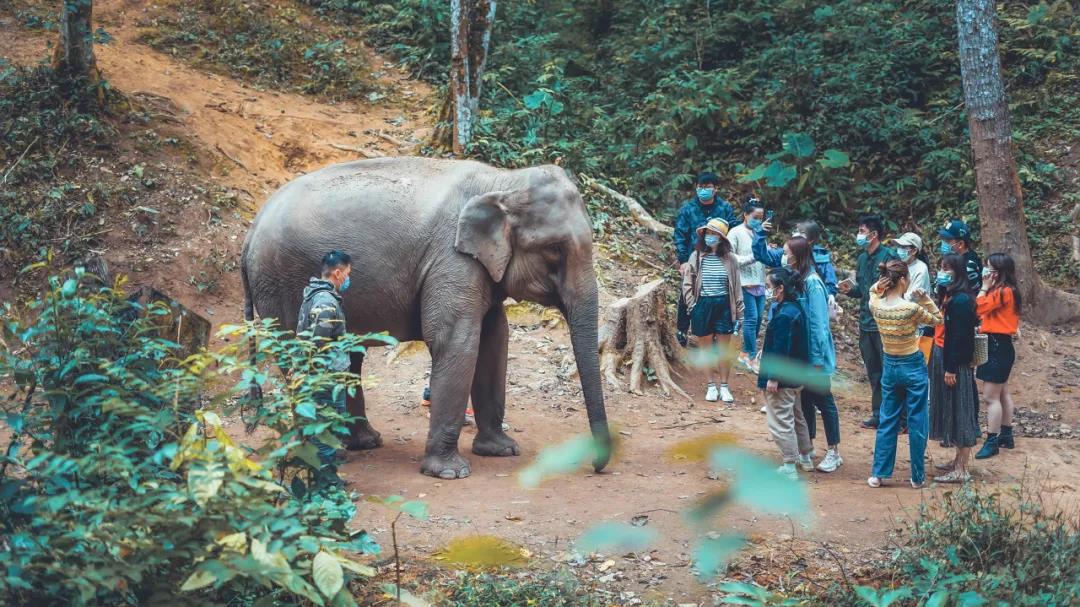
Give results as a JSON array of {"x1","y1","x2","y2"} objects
[
  {"x1": 682, "y1": 218, "x2": 744, "y2": 404},
  {"x1": 673, "y1": 172, "x2": 739, "y2": 347},
  {"x1": 937, "y1": 219, "x2": 982, "y2": 292}
]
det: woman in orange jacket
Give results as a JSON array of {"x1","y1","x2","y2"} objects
[{"x1": 974, "y1": 253, "x2": 1022, "y2": 459}]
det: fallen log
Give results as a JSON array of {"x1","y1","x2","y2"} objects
[
  {"x1": 598, "y1": 278, "x2": 688, "y2": 399},
  {"x1": 583, "y1": 176, "x2": 674, "y2": 237}
]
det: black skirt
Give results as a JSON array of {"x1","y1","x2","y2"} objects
[
  {"x1": 976, "y1": 333, "x2": 1015, "y2": 384},
  {"x1": 929, "y1": 345, "x2": 980, "y2": 448}
]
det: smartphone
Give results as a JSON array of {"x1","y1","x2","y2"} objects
[
  {"x1": 838, "y1": 277, "x2": 856, "y2": 291},
  {"x1": 765, "y1": 210, "x2": 775, "y2": 221}
]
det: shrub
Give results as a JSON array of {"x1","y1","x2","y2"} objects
[{"x1": 0, "y1": 270, "x2": 384, "y2": 606}]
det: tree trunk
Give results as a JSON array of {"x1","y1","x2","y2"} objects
[
  {"x1": 956, "y1": 0, "x2": 1080, "y2": 323},
  {"x1": 448, "y1": 0, "x2": 496, "y2": 155},
  {"x1": 598, "y1": 279, "x2": 689, "y2": 399},
  {"x1": 52, "y1": 0, "x2": 99, "y2": 83}
]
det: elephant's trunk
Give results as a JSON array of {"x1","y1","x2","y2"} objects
[{"x1": 564, "y1": 269, "x2": 611, "y2": 472}]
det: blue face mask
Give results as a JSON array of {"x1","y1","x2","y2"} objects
[
  {"x1": 940, "y1": 241, "x2": 953, "y2": 255},
  {"x1": 748, "y1": 218, "x2": 763, "y2": 230},
  {"x1": 935, "y1": 272, "x2": 953, "y2": 287},
  {"x1": 897, "y1": 248, "x2": 912, "y2": 262},
  {"x1": 338, "y1": 276, "x2": 351, "y2": 293},
  {"x1": 856, "y1": 233, "x2": 870, "y2": 248},
  {"x1": 704, "y1": 235, "x2": 720, "y2": 247},
  {"x1": 696, "y1": 187, "x2": 714, "y2": 203}
]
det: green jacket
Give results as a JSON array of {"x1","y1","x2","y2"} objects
[{"x1": 845, "y1": 244, "x2": 897, "y2": 332}]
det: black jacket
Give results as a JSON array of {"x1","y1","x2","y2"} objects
[
  {"x1": 758, "y1": 301, "x2": 809, "y2": 390},
  {"x1": 942, "y1": 292, "x2": 976, "y2": 374}
]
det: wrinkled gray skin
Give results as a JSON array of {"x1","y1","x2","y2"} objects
[{"x1": 241, "y1": 157, "x2": 610, "y2": 480}]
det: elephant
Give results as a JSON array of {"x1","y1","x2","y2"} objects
[{"x1": 240, "y1": 157, "x2": 611, "y2": 480}]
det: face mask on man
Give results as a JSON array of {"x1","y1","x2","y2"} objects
[
  {"x1": 935, "y1": 271, "x2": 954, "y2": 287},
  {"x1": 704, "y1": 234, "x2": 720, "y2": 248},
  {"x1": 856, "y1": 233, "x2": 870, "y2": 248},
  {"x1": 697, "y1": 187, "x2": 714, "y2": 203},
  {"x1": 940, "y1": 241, "x2": 954, "y2": 255}
]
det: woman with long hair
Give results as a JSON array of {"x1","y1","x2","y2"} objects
[
  {"x1": 867, "y1": 260, "x2": 942, "y2": 487},
  {"x1": 785, "y1": 237, "x2": 842, "y2": 472},
  {"x1": 929, "y1": 254, "x2": 981, "y2": 482},
  {"x1": 682, "y1": 218, "x2": 745, "y2": 403},
  {"x1": 974, "y1": 253, "x2": 1022, "y2": 459}
]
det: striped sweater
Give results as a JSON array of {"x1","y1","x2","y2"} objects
[
  {"x1": 699, "y1": 253, "x2": 729, "y2": 297},
  {"x1": 869, "y1": 290, "x2": 943, "y2": 356}
]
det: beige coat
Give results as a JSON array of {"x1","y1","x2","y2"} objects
[{"x1": 681, "y1": 249, "x2": 745, "y2": 322}]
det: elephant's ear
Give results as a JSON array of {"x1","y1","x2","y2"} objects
[{"x1": 455, "y1": 191, "x2": 513, "y2": 283}]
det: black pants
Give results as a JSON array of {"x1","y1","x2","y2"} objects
[
  {"x1": 677, "y1": 290, "x2": 691, "y2": 333},
  {"x1": 859, "y1": 329, "x2": 890, "y2": 425}
]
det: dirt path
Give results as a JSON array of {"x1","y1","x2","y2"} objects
[{"x1": 5, "y1": 7, "x2": 1080, "y2": 605}]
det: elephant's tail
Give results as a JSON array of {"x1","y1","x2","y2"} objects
[{"x1": 240, "y1": 242, "x2": 263, "y2": 407}]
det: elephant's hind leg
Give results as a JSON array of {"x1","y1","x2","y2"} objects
[
  {"x1": 344, "y1": 352, "x2": 383, "y2": 450},
  {"x1": 471, "y1": 305, "x2": 520, "y2": 457}
]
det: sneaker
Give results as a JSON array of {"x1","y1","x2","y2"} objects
[
  {"x1": 867, "y1": 476, "x2": 884, "y2": 488},
  {"x1": 719, "y1": 385, "x2": 735, "y2": 403},
  {"x1": 776, "y1": 463, "x2": 798, "y2": 480},
  {"x1": 705, "y1": 384, "x2": 719, "y2": 402},
  {"x1": 910, "y1": 479, "x2": 925, "y2": 489},
  {"x1": 676, "y1": 331, "x2": 689, "y2": 347},
  {"x1": 464, "y1": 405, "x2": 475, "y2": 426},
  {"x1": 935, "y1": 469, "x2": 971, "y2": 484},
  {"x1": 816, "y1": 448, "x2": 843, "y2": 473},
  {"x1": 501, "y1": 421, "x2": 511, "y2": 432},
  {"x1": 421, "y1": 386, "x2": 431, "y2": 407},
  {"x1": 760, "y1": 405, "x2": 767, "y2": 413},
  {"x1": 860, "y1": 417, "x2": 879, "y2": 429},
  {"x1": 738, "y1": 353, "x2": 759, "y2": 374},
  {"x1": 797, "y1": 453, "x2": 815, "y2": 472},
  {"x1": 934, "y1": 461, "x2": 956, "y2": 472}
]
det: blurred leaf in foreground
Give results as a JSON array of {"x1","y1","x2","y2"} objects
[
  {"x1": 664, "y1": 432, "x2": 736, "y2": 463},
  {"x1": 709, "y1": 448, "x2": 810, "y2": 521},
  {"x1": 576, "y1": 521, "x2": 657, "y2": 555}
]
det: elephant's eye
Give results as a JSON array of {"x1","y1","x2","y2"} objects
[{"x1": 543, "y1": 243, "x2": 563, "y2": 262}]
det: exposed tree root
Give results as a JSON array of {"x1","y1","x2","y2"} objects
[{"x1": 598, "y1": 279, "x2": 689, "y2": 399}]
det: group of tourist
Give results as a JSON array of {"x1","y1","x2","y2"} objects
[{"x1": 673, "y1": 172, "x2": 1022, "y2": 487}]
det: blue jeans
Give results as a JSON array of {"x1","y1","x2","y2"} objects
[
  {"x1": 802, "y1": 378, "x2": 840, "y2": 446},
  {"x1": 314, "y1": 387, "x2": 347, "y2": 466},
  {"x1": 872, "y1": 352, "x2": 929, "y2": 483},
  {"x1": 741, "y1": 288, "x2": 766, "y2": 357}
]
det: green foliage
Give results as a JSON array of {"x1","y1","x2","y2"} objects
[
  {"x1": 325, "y1": 0, "x2": 1080, "y2": 286},
  {"x1": 142, "y1": 0, "x2": 373, "y2": 100},
  {"x1": 0, "y1": 271, "x2": 381, "y2": 606},
  {"x1": 435, "y1": 570, "x2": 599, "y2": 607},
  {"x1": 0, "y1": 63, "x2": 115, "y2": 272}
]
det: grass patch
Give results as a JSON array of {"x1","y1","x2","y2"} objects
[{"x1": 142, "y1": 0, "x2": 375, "y2": 101}]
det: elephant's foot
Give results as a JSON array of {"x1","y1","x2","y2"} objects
[
  {"x1": 345, "y1": 423, "x2": 382, "y2": 451},
  {"x1": 472, "y1": 430, "x2": 520, "y2": 457},
  {"x1": 420, "y1": 451, "x2": 472, "y2": 480}
]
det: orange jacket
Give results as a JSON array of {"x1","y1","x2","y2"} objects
[{"x1": 977, "y1": 287, "x2": 1020, "y2": 335}]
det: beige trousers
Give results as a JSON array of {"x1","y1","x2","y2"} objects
[{"x1": 765, "y1": 388, "x2": 813, "y2": 463}]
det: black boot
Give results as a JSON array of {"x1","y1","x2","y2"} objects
[
  {"x1": 999, "y1": 425, "x2": 1015, "y2": 449},
  {"x1": 975, "y1": 432, "x2": 999, "y2": 460}
]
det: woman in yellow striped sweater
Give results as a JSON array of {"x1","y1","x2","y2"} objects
[{"x1": 867, "y1": 260, "x2": 943, "y2": 488}]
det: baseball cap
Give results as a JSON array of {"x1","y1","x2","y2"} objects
[
  {"x1": 937, "y1": 219, "x2": 971, "y2": 241},
  {"x1": 891, "y1": 232, "x2": 923, "y2": 251}
]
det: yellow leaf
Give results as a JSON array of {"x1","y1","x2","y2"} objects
[
  {"x1": 215, "y1": 532, "x2": 248, "y2": 553},
  {"x1": 180, "y1": 568, "x2": 217, "y2": 592},
  {"x1": 664, "y1": 432, "x2": 737, "y2": 463},
  {"x1": 336, "y1": 555, "x2": 376, "y2": 577},
  {"x1": 434, "y1": 535, "x2": 529, "y2": 569}
]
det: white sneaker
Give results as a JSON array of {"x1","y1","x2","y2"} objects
[
  {"x1": 719, "y1": 385, "x2": 734, "y2": 403},
  {"x1": 776, "y1": 463, "x2": 798, "y2": 480},
  {"x1": 760, "y1": 405, "x2": 767, "y2": 413},
  {"x1": 705, "y1": 384, "x2": 719, "y2": 402},
  {"x1": 816, "y1": 448, "x2": 843, "y2": 473},
  {"x1": 797, "y1": 453, "x2": 815, "y2": 472}
]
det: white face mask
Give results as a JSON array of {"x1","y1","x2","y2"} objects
[{"x1": 781, "y1": 254, "x2": 790, "y2": 268}]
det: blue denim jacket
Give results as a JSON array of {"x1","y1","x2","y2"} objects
[
  {"x1": 750, "y1": 227, "x2": 837, "y2": 295},
  {"x1": 800, "y1": 273, "x2": 836, "y2": 376}
]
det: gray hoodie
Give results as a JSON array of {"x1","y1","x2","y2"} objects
[{"x1": 297, "y1": 278, "x2": 349, "y2": 371}]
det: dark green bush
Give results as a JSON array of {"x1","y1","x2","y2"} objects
[{"x1": 0, "y1": 271, "x2": 383, "y2": 606}]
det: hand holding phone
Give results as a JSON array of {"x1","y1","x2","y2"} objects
[{"x1": 838, "y1": 277, "x2": 856, "y2": 294}]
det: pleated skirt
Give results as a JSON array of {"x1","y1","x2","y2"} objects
[{"x1": 928, "y1": 345, "x2": 980, "y2": 448}]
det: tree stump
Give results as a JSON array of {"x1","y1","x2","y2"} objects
[{"x1": 598, "y1": 279, "x2": 689, "y2": 399}]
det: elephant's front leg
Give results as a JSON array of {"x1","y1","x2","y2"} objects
[
  {"x1": 471, "y1": 304, "x2": 520, "y2": 457},
  {"x1": 421, "y1": 316, "x2": 481, "y2": 480},
  {"x1": 344, "y1": 352, "x2": 382, "y2": 451}
]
